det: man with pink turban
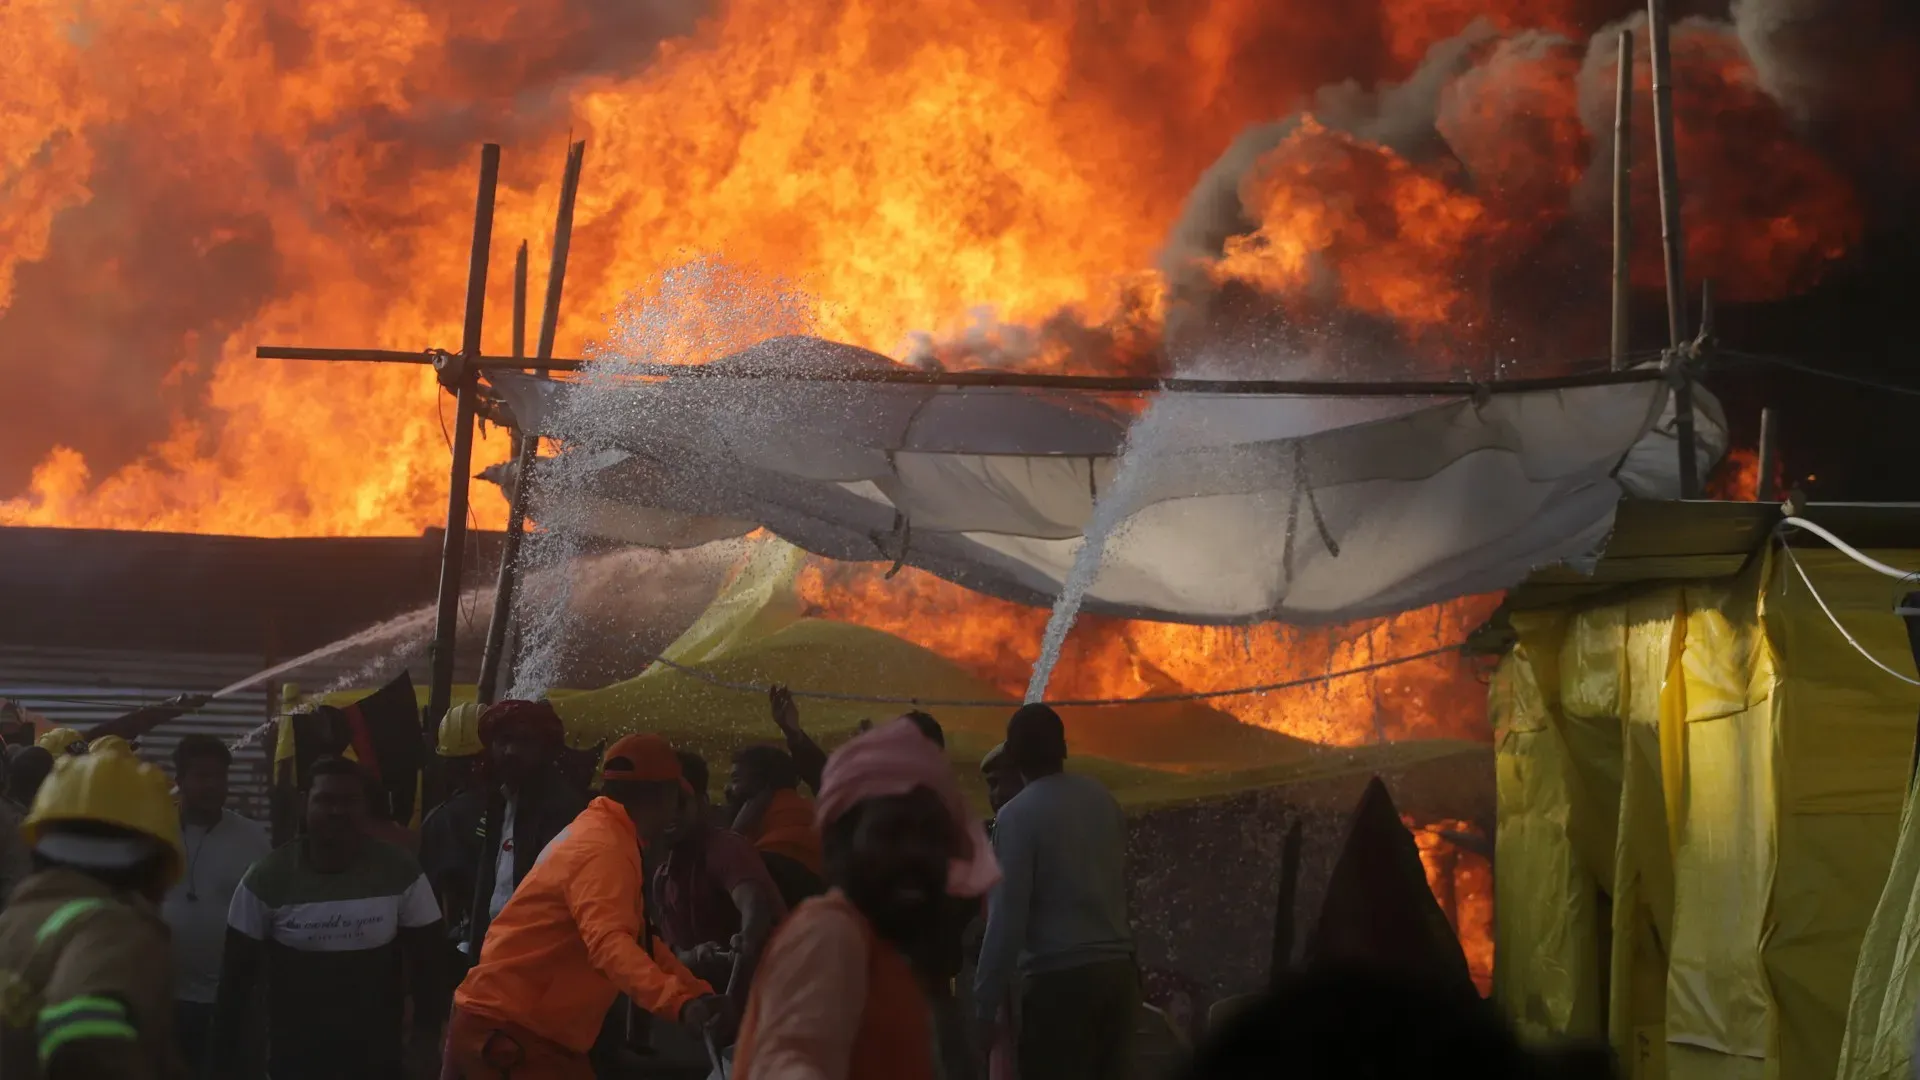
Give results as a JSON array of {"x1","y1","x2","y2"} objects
[{"x1": 732, "y1": 717, "x2": 1000, "y2": 1080}]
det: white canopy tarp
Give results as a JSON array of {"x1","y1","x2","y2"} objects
[{"x1": 491, "y1": 336, "x2": 1726, "y2": 626}]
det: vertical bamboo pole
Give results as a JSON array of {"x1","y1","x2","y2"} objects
[
  {"x1": 477, "y1": 241, "x2": 528, "y2": 706},
  {"x1": 427, "y1": 143, "x2": 500, "y2": 732},
  {"x1": 1757, "y1": 406, "x2": 1779, "y2": 502},
  {"x1": 477, "y1": 140, "x2": 585, "y2": 704},
  {"x1": 512, "y1": 243, "x2": 528, "y2": 363},
  {"x1": 1648, "y1": 0, "x2": 1686, "y2": 349},
  {"x1": 1647, "y1": 0, "x2": 1697, "y2": 497},
  {"x1": 1611, "y1": 28, "x2": 1633, "y2": 370}
]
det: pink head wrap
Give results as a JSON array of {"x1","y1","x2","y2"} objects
[{"x1": 815, "y1": 717, "x2": 1001, "y2": 899}]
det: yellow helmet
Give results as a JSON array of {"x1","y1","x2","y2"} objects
[
  {"x1": 437, "y1": 702, "x2": 485, "y2": 758},
  {"x1": 23, "y1": 752, "x2": 185, "y2": 886},
  {"x1": 88, "y1": 734, "x2": 133, "y2": 756},
  {"x1": 36, "y1": 727, "x2": 85, "y2": 756}
]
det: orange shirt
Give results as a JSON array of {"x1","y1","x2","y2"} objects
[
  {"x1": 733, "y1": 890, "x2": 935, "y2": 1080},
  {"x1": 751, "y1": 788, "x2": 824, "y2": 877},
  {"x1": 454, "y1": 796, "x2": 711, "y2": 1053}
]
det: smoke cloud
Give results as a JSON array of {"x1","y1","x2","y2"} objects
[{"x1": 1152, "y1": 0, "x2": 1910, "y2": 375}]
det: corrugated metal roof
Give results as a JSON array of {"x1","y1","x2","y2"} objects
[
  {"x1": 0, "y1": 525, "x2": 504, "y2": 655},
  {"x1": 0, "y1": 645, "x2": 282, "y2": 821}
]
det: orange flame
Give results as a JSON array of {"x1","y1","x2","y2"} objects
[
  {"x1": 1709, "y1": 445, "x2": 1787, "y2": 502},
  {"x1": 14, "y1": 1, "x2": 1877, "y2": 998},
  {"x1": 0, "y1": 1, "x2": 1869, "y2": 534},
  {"x1": 1408, "y1": 816, "x2": 1495, "y2": 996},
  {"x1": 798, "y1": 561, "x2": 1502, "y2": 748}
]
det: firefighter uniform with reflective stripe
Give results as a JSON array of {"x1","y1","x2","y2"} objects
[{"x1": 0, "y1": 868, "x2": 178, "y2": 1079}]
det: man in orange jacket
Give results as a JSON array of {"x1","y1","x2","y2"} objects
[{"x1": 445, "y1": 734, "x2": 730, "y2": 1079}]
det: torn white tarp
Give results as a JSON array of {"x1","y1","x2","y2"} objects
[{"x1": 489, "y1": 336, "x2": 1726, "y2": 625}]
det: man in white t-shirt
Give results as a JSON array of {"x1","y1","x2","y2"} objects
[
  {"x1": 457, "y1": 700, "x2": 586, "y2": 956},
  {"x1": 161, "y1": 733, "x2": 271, "y2": 1077}
]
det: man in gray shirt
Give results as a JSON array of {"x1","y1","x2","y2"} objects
[
  {"x1": 975, "y1": 703, "x2": 1138, "y2": 1080},
  {"x1": 162, "y1": 733, "x2": 271, "y2": 1077}
]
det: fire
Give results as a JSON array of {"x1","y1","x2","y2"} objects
[
  {"x1": 0, "y1": 0, "x2": 1874, "y2": 534},
  {"x1": 1709, "y1": 445, "x2": 1787, "y2": 502},
  {"x1": 797, "y1": 559, "x2": 1503, "y2": 980},
  {"x1": 1217, "y1": 118, "x2": 1493, "y2": 335},
  {"x1": 797, "y1": 561, "x2": 1502, "y2": 747},
  {"x1": 1408, "y1": 816, "x2": 1495, "y2": 996}
]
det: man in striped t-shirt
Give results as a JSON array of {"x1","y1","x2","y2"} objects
[{"x1": 210, "y1": 756, "x2": 444, "y2": 1080}]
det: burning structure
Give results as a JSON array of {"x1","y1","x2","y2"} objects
[
  {"x1": 2, "y1": 0, "x2": 1907, "y2": 531},
  {"x1": 3, "y1": 0, "x2": 1917, "y2": 1062}
]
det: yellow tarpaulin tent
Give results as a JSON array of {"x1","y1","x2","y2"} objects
[
  {"x1": 309, "y1": 537, "x2": 1486, "y2": 810},
  {"x1": 1494, "y1": 530, "x2": 1920, "y2": 1080}
]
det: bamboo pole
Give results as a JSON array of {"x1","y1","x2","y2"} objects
[
  {"x1": 1611, "y1": 28, "x2": 1633, "y2": 370},
  {"x1": 1648, "y1": 0, "x2": 1685, "y2": 350},
  {"x1": 478, "y1": 243, "x2": 529, "y2": 705},
  {"x1": 1757, "y1": 406, "x2": 1778, "y2": 502},
  {"x1": 427, "y1": 143, "x2": 500, "y2": 733},
  {"x1": 1647, "y1": 0, "x2": 1697, "y2": 497},
  {"x1": 255, "y1": 346, "x2": 1670, "y2": 397},
  {"x1": 477, "y1": 140, "x2": 585, "y2": 705},
  {"x1": 512, "y1": 242, "x2": 528, "y2": 363}
]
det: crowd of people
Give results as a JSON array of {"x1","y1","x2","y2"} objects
[{"x1": 0, "y1": 692, "x2": 1594, "y2": 1080}]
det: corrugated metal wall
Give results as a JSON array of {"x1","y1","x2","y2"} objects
[{"x1": 0, "y1": 645, "x2": 291, "y2": 821}]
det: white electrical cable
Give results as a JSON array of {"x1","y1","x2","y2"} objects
[
  {"x1": 1778, "y1": 516, "x2": 1918, "y2": 581},
  {"x1": 1775, "y1": 528, "x2": 1920, "y2": 687}
]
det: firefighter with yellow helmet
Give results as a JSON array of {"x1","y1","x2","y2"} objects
[
  {"x1": 33, "y1": 730, "x2": 85, "y2": 758},
  {"x1": 84, "y1": 736, "x2": 132, "y2": 758},
  {"x1": 0, "y1": 751, "x2": 183, "y2": 1078}
]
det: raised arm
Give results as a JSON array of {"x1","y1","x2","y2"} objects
[{"x1": 768, "y1": 685, "x2": 828, "y2": 795}]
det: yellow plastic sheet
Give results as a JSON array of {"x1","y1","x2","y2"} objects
[
  {"x1": 1495, "y1": 610, "x2": 1610, "y2": 1041},
  {"x1": 1499, "y1": 544, "x2": 1920, "y2": 1080},
  {"x1": 1664, "y1": 568, "x2": 1772, "y2": 1080},
  {"x1": 315, "y1": 539, "x2": 1488, "y2": 812}
]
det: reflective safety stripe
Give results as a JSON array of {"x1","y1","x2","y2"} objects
[
  {"x1": 38, "y1": 996, "x2": 125, "y2": 1026},
  {"x1": 38, "y1": 1018, "x2": 139, "y2": 1063},
  {"x1": 38, "y1": 995, "x2": 135, "y2": 1064},
  {"x1": 32, "y1": 899, "x2": 108, "y2": 946}
]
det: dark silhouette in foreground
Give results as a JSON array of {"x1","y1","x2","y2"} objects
[{"x1": 1188, "y1": 967, "x2": 1614, "y2": 1080}]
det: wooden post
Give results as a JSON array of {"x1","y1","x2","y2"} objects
[
  {"x1": 1611, "y1": 28, "x2": 1633, "y2": 370},
  {"x1": 512, "y1": 242, "x2": 528, "y2": 363},
  {"x1": 1648, "y1": 0, "x2": 1685, "y2": 350},
  {"x1": 1757, "y1": 406, "x2": 1779, "y2": 502},
  {"x1": 1268, "y1": 818, "x2": 1305, "y2": 984},
  {"x1": 1647, "y1": 0, "x2": 1696, "y2": 497},
  {"x1": 477, "y1": 140, "x2": 585, "y2": 705},
  {"x1": 477, "y1": 243, "x2": 528, "y2": 706},
  {"x1": 427, "y1": 143, "x2": 501, "y2": 733}
]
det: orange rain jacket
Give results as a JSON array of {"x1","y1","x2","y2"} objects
[{"x1": 453, "y1": 796, "x2": 712, "y2": 1053}]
